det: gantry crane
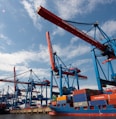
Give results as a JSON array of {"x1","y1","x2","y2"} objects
[
  {"x1": 37, "y1": 6, "x2": 116, "y2": 91},
  {"x1": 0, "y1": 67, "x2": 57, "y2": 108},
  {"x1": 46, "y1": 31, "x2": 87, "y2": 98}
]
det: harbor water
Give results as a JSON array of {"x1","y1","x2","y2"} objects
[{"x1": 0, "y1": 114, "x2": 116, "y2": 119}]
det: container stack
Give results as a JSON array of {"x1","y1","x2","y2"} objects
[
  {"x1": 72, "y1": 89, "x2": 101, "y2": 108},
  {"x1": 90, "y1": 94, "x2": 108, "y2": 106},
  {"x1": 90, "y1": 92, "x2": 116, "y2": 106},
  {"x1": 108, "y1": 93, "x2": 116, "y2": 105},
  {"x1": 57, "y1": 95, "x2": 68, "y2": 105}
]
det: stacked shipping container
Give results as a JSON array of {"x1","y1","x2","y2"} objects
[
  {"x1": 51, "y1": 88, "x2": 116, "y2": 108},
  {"x1": 57, "y1": 95, "x2": 68, "y2": 105},
  {"x1": 108, "y1": 93, "x2": 116, "y2": 105},
  {"x1": 90, "y1": 93, "x2": 116, "y2": 105},
  {"x1": 72, "y1": 89, "x2": 101, "y2": 107}
]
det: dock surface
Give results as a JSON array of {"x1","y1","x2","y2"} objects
[{"x1": 10, "y1": 107, "x2": 51, "y2": 114}]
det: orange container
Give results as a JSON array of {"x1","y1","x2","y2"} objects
[
  {"x1": 91, "y1": 94, "x2": 109, "y2": 101},
  {"x1": 57, "y1": 95, "x2": 67, "y2": 101},
  {"x1": 112, "y1": 90, "x2": 116, "y2": 93},
  {"x1": 108, "y1": 99, "x2": 116, "y2": 105},
  {"x1": 109, "y1": 93, "x2": 116, "y2": 100}
]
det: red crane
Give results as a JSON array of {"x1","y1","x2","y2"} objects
[
  {"x1": 37, "y1": 6, "x2": 115, "y2": 58},
  {"x1": 0, "y1": 68, "x2": 58, "y2": 88},
  {"x1": 0, "y1": 78, "x2": 51, "y2": 86},
  {"x1": 46, "y1": 31, "x2": 87, "y2": 79}
]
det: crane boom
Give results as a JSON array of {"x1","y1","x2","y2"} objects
[
  {"x1": 0, "y1": 79, "x2": 58, "y2": 87},
  {"x1": 46, "y1": 32, "x2": 56, "y2": 72},
  {"x1": 37, "y1": 6, "x2": 106, "y2": 52}
]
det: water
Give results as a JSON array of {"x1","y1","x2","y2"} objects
[{"x1": 0, "y1": 114, "x2": 116, "y2": 119}]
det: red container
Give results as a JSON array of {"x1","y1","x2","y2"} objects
[
  {"x1": 73, "y1": 89, "x2": 101, "y2": 96},
  {"x1": 108, "y1": 99, "x2": 116, "y2": 105},
  {"x1": 91, "y1": 94, "x2": 109, "y2": 101},
  {"x1": 109, "y1": 93, "x2": 116, "y2": 100}
]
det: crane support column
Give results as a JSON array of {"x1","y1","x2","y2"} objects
[
  {"x1": 59, "y1": 64, "x2": 63, "y2": 96},
  {"x1": 92, "y1": 49, "x2": 102, "y2": 91},
  {"x1": 50, "y1": 70, "x2": 53, "y2": 100},
  {"x1": 75, "y1": 70, "x2": 79, "y2": 90}
]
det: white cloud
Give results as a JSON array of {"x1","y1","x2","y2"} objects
[
  {"x1": 38, "y1": 44, "x2": 49, "y2": 63},
  {"x1": 0, "y1": 34, "x2": 7, "y2": 39},
  {"x1": 53, "y1": 0, "x2": 116, "y2": 36},
  {"x1": 53, "y1": 43, "x2": 91, "y2": 60},
  {"x1": 74, "y1": 59, "x2": 92, "y2": 67},
  {"x1": 33, "y1": 0, "x2": 46, "y2": 10},
  {"x1": 86, "y1": 20, "x2": 116, "y2": 41},
  {"x1": 55, "y1": 0, "x2": 115, "y2": 19},
  {"x1": 102, "y1": 20, "x2": 116, "y2": 37},
  {"x1": 0, "y1": 33, "x2": 13, "y2": 48},
  {"x1": 80, "y1": 84, "x2": 98, "y2": 90},
  {"x1": 32, "y1": 68, "x2": 50, "y2": 79},
  {"x1": 52, "y1": 27, "x2": 65, "y2": 36},
  {"x1": 0, "y1": 44, "x2": 49, "y2": 72},
  {"x1": 55, "y1": 0, "x2": 84, "y2": 19},
  {"x1": 84, "y1": 0, "x2": 115, "y2": 13},
  {"x1": 21, "y1": 0, "x2": 46, "y2": 30},
  {"x1": 70, "y1": 37, "x2": 79, "y2": 44}
]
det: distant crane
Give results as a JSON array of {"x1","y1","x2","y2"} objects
[{"x1": 0, "y1": 67, "x2": 57, "y2": 108}]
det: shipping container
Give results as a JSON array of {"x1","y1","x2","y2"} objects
[
  {"x1": 108, "y1": 99, "x2": 116, "y2": 105},
  {"x1": 73, "y1": 101, "x2": 88, "y2": 107},
  {"x1": 57, "y1": 100, "x2": 67, "y2": 104},
  {"x1": 57, "y1": 95, "x2": 67, "y2": 101},
  {"x1": 90, "y1": 94, "x2": 109, "y2": 101},
  {"x1": 111, "y1": 90, "x2": 116, "y2": 93},
  {"x1": 109, "y1": 93, "x2": 116, "y2": 100},
  {"x1": 73, "y1": 89, "x2": 101, "y2": 96},
  {"x1": 73, "y1": 93, "x2": 90, "y2": 102},
  {"x1": 89, "y1": 100, "x2": 107, "y2": 106},
  {"x1": 103, "y1": 91, "x2": 112, "y2": 94},
  {"x1": 72, "y1": 95, "x2": 78, "y2": 102}
]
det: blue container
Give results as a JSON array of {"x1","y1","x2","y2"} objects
[
  {"x1": 73, "y1": 95, "x2": 78, "y2": 102},
  {"x1": 73, "y1": 93, "x2": 90, "y2": 102},
  {"x1": 104, "y1": 91, "x2": 112, "y2": 94},
  {"x1": 57, "y1": 100, "x2": 67, "y2": 104},
  {"x1": 89, "y1": 100, "x2": 107, "y2": 106}
]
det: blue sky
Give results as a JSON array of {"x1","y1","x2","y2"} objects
[{"x1": 0, "y1": 0, "x2": 116, "y2": 92}]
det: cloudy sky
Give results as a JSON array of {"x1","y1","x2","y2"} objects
[{"x1": 0, "y1": 0, "x2": 116, "y2": 92}]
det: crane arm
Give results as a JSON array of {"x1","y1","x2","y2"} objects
[
  {"x1": 0, "y1": 79, "x2": 58, "y2": 87},
  {"x1": 46, "y1": 32, "x2": 57, "y2": 72},
  {"x1": 38, "y1": 6, "x2": 106, "y2": 52}
]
